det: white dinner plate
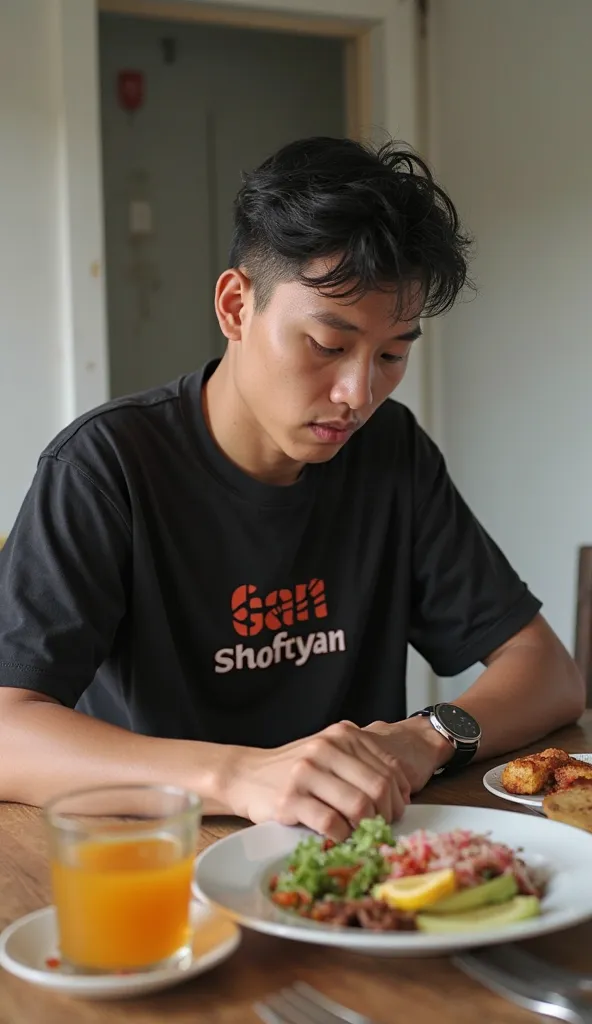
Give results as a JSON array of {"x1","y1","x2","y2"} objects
[
  {"x1": 192, "y1": 804, "x2": 592, "y2": 957},
  {"x1": 483, "y1": 752, "x2": 592, "y2": 808},
  {"x1": 0, "y1": 902, "x2": 240, "y2": 1000}
]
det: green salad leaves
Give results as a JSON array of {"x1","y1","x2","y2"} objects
[{"x1": 272, "y1": 816, "x2": 397, "y2": 901}]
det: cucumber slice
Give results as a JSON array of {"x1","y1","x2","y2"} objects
[
  {"x1": 425, "y1": 873, "x2": 517, "y2": 914},
  {"x1": 416, "y1": 896, "x2": 541, "y2": 934}
]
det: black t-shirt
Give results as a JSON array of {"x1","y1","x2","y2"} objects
[{"x1": 0, "y1": 362, "x2": 541, "y2": 746}]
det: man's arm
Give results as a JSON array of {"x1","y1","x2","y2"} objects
[
  {"x1": 384, "y1": 418, "x2": 587, "y2": 787},
  {"x1": 453, "y1": 613, "x2": 585, "y2": 759},
  {"x1": 0, "y1": 688, "x2": 413, "y2": 840},
  {"x1": 366, "y1": 613, "x2": 586, "y2": 789},
  {"x1": 0, "y1": 688, "x2": 232, "y2": 810}
]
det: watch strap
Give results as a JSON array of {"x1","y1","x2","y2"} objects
[{"x1": 439, "y1": 742, "x2": 478, "y2": 772}]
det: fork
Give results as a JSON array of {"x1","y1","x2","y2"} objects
[
  {"x1": 455, "y1": 946, "x2": 592, "y2": 1024},
  {"x1": 253, "y1": 981, "x2": 379, "y2": 1024}
]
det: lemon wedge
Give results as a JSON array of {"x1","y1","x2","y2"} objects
[{"x1": 373, "y1": 869, "x2": 457, "y2": 911}]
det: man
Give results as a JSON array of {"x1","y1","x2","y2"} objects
[{"x1": 0, "y1": 137, "x2": 584, "y2": 838}]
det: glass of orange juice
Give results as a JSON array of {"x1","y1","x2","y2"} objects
[{"x1": 44, "y1": 784, "x2": 202, "y2": 973}]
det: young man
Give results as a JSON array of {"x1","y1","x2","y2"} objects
[{"x1": 0, "y1": 137, "x2": 584, "y2": 838}]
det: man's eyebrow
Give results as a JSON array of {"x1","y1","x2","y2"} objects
[
  {"x1": 309, "y1": 311, "x2": 361, "y2": 332},
  {"x1": 397, "y1": 325, "x2": 423, "y2": 342},
  {"x1": 309, "y1": 311, "x2": 423, "y2": 343}
]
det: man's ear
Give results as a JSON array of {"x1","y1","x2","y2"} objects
[{"x1": 215, "y1": 269, "x2": 252, "y2": 342}]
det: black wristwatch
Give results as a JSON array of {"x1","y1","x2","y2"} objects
[{"x1": 410, "y1": 703, "x2": 481, "y2": 775}]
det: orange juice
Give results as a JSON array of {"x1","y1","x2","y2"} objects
[{"x1": 51, "y1": 836, "x2": 194, "y2": 970}]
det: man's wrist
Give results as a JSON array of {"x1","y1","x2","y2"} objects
[
  {"x1": 187, "y1": 740, "x2": 246, "y2": 815},
  {"x1": 405, "y1": 714, "x2": 455, "y2": 774}
]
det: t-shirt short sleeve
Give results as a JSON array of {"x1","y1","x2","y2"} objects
[
  {"x1": 0, "y1": 455, "x2": 130, "y2": 706},
  {"x1": 408, "y1": 425, "x2": 542, "y2": 677}
]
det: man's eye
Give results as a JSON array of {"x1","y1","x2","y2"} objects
[
  {"x1": 309, "y1": 338, "x2": 342, "y2": 356},
  {"x1": 382, "y1": 353, "x2": 405, "y2": 364}
]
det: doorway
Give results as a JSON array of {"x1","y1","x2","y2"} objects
[{"x1": 99, "y1": 5, "x2": 369, "y2": 397}]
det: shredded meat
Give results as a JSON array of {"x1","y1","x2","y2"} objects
[{"x1": 307, "y1": 897, "x2": 417, "y2": 931}]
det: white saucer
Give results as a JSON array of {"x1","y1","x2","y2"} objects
[
  {"x1": 483, "y1": 752, "x2": 592, "y2": 808},
  {"x1": 0, "y1": 901, "x2": 240, "y2": 1000}
]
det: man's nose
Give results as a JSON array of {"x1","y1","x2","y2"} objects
[{"x1": 330, "y1": 361, "x2": 373, "y2": 410}]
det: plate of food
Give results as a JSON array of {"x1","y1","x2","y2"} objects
[
  {"x1": 482, "y1": 748, "x2": 592, "y2": 808},
  {"x1": 192, "y1": 805, "x2": 592, "y2": 955}
]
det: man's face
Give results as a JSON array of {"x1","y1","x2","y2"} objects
[{"x1": 215, "y1": 265, "x2": 423, "y2": 469}]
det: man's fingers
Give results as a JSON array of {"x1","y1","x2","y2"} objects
[
  {"x1": 359, "y1": 733, "x2": 413, "y2": 804},
  {"x1": 323, "y1": 725, "x2": 411, "y2": 821},
  {"x1": 330, "y1": 742, "x2": 401, "y2": 822},
  {"x1": 276, "y1": 790, "x2": 352, "y2": 842},
  {"x1": 269, "y1": 724, "x2": 413, "y2": 840},
  {"x1": 291, "y1": 757, "x2": 381, "y2": 823},
  {"x1": 304, "y1": 735, "x2": 407, "y2": 823}
]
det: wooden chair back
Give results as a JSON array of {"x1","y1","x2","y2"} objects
[{"x1": 575, "y1": 546, "x2": 592, "y2": 707}]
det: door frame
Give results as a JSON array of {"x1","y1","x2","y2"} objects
[
  {"x1": 99, "y1": 0, "x2": 373, "y2": 142},
  {"x1": 98, "y1": 0, "x2": 373, "y2": 375},
  {"x1": 58, "y1": 0, "x2": 423, "y2": 420}
]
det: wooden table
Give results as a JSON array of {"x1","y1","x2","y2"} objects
[{"x1": 1, "y1": 714, "x2": 591, "y2": 1024}]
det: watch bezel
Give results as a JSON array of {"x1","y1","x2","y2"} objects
[{"x1": 432, "y1": 702, "x2": 482, "y2": 745}]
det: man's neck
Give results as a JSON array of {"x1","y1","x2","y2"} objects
[{"x1": 202, "y1": 358, "x2": 304, "y2": 487}]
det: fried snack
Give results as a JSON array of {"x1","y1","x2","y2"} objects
[
  {"x1": 500, "y1": 748, "x2": 573, "y2": 795},
  {"x1": 552, "y1": 760, "x2": 592, "y2": 791},
  {"x1": 543, "y1": 779, "x2": 592, "y2": 833},
  {"x1": 500, "y1": 748, "x2": 592, "y2": 797},
  {"x1": 536, "y1": 748, "x2": 571, "y2": 769},
  {"x1": 501, "y1": 756, "x2": 554, "y2": 795}
]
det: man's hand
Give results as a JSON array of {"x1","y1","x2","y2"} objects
[
  {"x1": 363, "y1": 716, "x2": 453, "y2": 792},
  {"x1": 224, "y1": 721, "x2": 413, "y2": 841}
]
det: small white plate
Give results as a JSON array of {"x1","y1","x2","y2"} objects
[
  {"x1": 0, "y1": 901, "x2": 240, "y2": 1000},
  {"x1": 192, "y1": 804, "x2": 592, "y2": 957},
  {"x1": 483, "y1": 752, "x2": 592, "y2": 808}
]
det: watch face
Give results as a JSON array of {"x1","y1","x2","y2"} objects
[{"x1": 436, "y1": 703, "x2": 481, "y2": 741}]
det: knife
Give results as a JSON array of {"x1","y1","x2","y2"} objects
[{"x1": 453, "y1": 945, "x2": 592, "y2": 1023}]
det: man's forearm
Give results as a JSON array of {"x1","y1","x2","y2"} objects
[
  {"x1": 0, "y1": 693, "x2": 236, "y2": 810},
  {"x1": 455, "y1": 623, "x2": 585, "y2": 761},
  {"x1": 371, "y1": 617, "x2": 586, "y2": 787}
]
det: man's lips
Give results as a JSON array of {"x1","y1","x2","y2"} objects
[{"x1": 308, "y1": 421, "x2": 358, "y2": 443}]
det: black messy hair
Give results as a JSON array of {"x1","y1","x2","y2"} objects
[{"x1": 229, "y1": 136, "x2": 473, "y2": 316}]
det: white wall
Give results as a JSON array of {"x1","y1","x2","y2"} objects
[
  {"x1": 0, "y1": 0, "x2": 107, "y2": 536},
  {"x1": 0, "y1": 1, "x2": 63, "y2": 533},
  {"x1": 429, "y1": 0, "x2": 592, "y2": 698}
]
